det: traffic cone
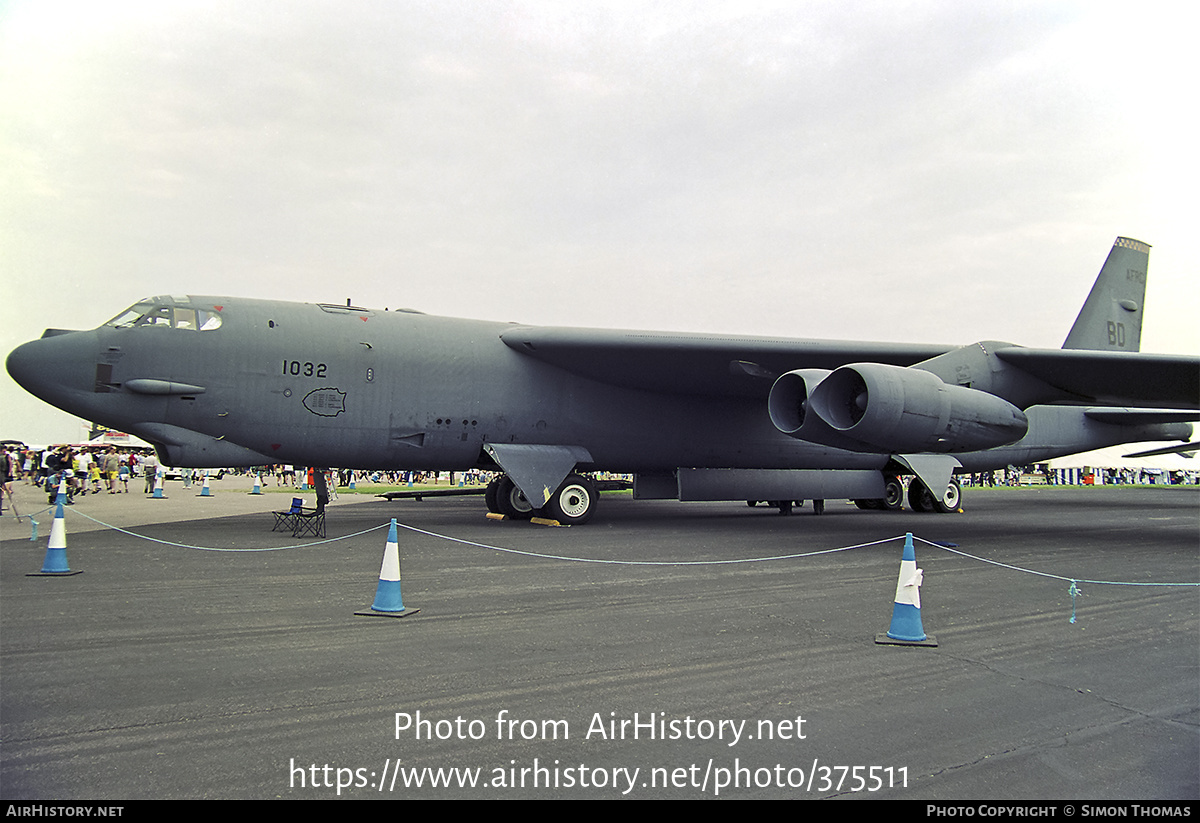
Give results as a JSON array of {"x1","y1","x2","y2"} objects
[
  {"x1": 200, "y1": 474, "x2": 213, "y2": 496},
  {"x1": 356, "y1": 519, "x2": 419, "y2": 618},
  {"x1": 251, "y1": 474, "x2": 263, "y2": 494},
  {"x1": 28, "y1": 501, "x2": 82, "y2": 576},
  {"x1": 55, "y1": 476, "x2": 68, "y2": 505},
  {"x1": 151, "y1": 471, "x2": 166, "y2": 499},
  {"x1": 876, "y1": 533, "x2": 936, "y2": 646}
]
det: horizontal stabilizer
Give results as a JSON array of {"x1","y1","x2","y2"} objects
[
  {"x1": 1084, "y1": 408, "x2": 1200, "y2": 425},
  {"x1": 995, "y1": 348, "x2": 1200, "y2": 409},
  {"x1": 1123, "y1": 442, "x2": 1200, "y2": 458}
]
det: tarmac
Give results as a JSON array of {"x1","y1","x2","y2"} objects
[{"x1": 1, "y1": 476, "x2": 1197, "y2": 800}]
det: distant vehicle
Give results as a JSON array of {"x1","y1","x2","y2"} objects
[
  {"x1": 6, "y1": 237, "x2": 1197, "y2": 524},
  {"x1": 161, "y1": 467, "x2": 227, "y2": 481}
]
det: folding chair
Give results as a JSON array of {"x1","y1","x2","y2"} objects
[
  {"x1": 272, "y1": 498, "x2": 305, "y2": 532},
  {"x1": 292, "y1": 501, "x2": 326, "y2": 538}
]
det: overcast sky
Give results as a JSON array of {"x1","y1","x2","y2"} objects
[{"x1": 2, "y1": 0, "x2": 1196, "y2": 444}]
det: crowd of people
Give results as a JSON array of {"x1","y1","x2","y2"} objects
[
  {"x1": 0, "y1": 445, "x2": 502, "y2": 515},
  {"x1": 1, "y1": 444, "x2": 163, "y2": 505},
  {"x1": 963, "y1": 465, "x2": 1196, "y2": 486},
  {"x1": 3, "y1": 442, "x2": 1192, "y2": 518}
]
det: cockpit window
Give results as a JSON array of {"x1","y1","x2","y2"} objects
[{"x1": 105, "y1": 300, "x2": 222, "y2": 331}]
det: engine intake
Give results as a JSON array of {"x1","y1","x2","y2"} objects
[{"x1": 767, "y1": 369, "x2": 829, "y2": 434}]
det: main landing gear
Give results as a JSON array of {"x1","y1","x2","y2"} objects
[
  {"x1": 486, "y1": 473, "x2": 599, "y2": 525},
  {"x1": 907, "y1": 477, "x2": 961, "y2": 513},
  {"x1": 853, "y1": 475, "x2": 962, "y2": 513}
]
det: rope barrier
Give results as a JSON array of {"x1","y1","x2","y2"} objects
[
  {"x1": 35, "y1": 507, "x2": 1197, "y2": 587},
  {"x1": 910, "y1": 534, "x2": 1199, "y2": 588},
  {"x1": 394, "y1": 521, "x2": 896, "y2": 565},
  {"x1": 63, "y1": 508, "x2": 388, "y2": 552}
]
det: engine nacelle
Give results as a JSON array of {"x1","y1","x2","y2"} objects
[{"x1": 805, "y1": 363, "x2": 1029, "y2": 453}]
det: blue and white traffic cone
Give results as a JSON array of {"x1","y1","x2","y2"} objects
[
  {"x1": 55, "y1": 476, "x2": 68, "y2": 505},
  {"x1": 152, "y1": 471, "x2": 165, "y2": 499},
  {"x1": 356, "y1": 519, "x2": 419, "y2": 618},
  {"x1": 348, "y1": 475, "x2": 356, "y2": 491},
  {"x1": 251, "y1": 474, "x2": 263, "y2": 495},
  {"x1": 876, "y1": 533, "x2": 936, "y2": 646},
  {"x1": 200, "y1": 473, "x2": 213, "y2": 496},
  {"x1": 29, "y1": 500, "x2": 81, "y2": 576}
]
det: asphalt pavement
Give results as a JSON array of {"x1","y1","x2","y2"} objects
[{"x1": 1, "y1": 477, "x2": 1196, "y2": 799}]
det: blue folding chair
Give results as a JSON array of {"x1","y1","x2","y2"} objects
[{"x1": 272, "y1": 498, "x2": 305, "y2": 532}]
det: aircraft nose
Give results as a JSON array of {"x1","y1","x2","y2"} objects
[
  {"x1": 6, "y1": 338, "x2": 45, "y2": 391},
  {"x1": 6, "y1": 330, "x2": 98, "y2": 405}
]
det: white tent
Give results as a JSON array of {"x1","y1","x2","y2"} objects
[
  {"x1": 84, "y1": 431, "x2": 153, "y2": 449},
  {"x1": 1047, "y1": 443, "x2": 1197, "y2": 483}
]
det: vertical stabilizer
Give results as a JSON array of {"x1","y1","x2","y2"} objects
[{"x1": 1062, "y1": 237, "x2": 1149, "y2": 352}]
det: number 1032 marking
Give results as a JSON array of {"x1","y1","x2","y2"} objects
[{"x1": 282, "y1": 360, "x2": 328, "y2": 378}]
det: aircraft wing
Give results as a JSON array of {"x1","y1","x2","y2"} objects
[
  {"x1": 499, "y1": 326, "x2": 951, "y2": 398},
  {"x1": 995, "y1": 348, "x2": 1200, "y2": 409},
  {"x1": 501, "y1": 327, "x2": 1199, "y2": 411}
]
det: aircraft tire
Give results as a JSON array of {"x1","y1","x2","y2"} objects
[
  {"x1": 908, "y1": 478, "x2": 960, "y2": 513},
  {"x1": 496, "y1": 476, "x2": 534, "y2": 519},
  {"x1": 932, "y1": 479, "x2": 962, "y2": 513},
  {"x1": 908, "y1": 479, "x2": 933, "y2": 512},
  {"x1": 546, "y1": 474, "x2": 597, "y2": 525},
  {"x1": 485, "y1": 477, "x2": 501, "y2": 513},
  {"x1": 883, "y1": 475, "x2": 905, "y2": 511}
]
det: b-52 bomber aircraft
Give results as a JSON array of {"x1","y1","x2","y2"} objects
[{"x1": 7, "y1": 237, "x2": 1198, "y2": 524}]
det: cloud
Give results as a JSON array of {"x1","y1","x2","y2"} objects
[{"x1": 2, "y1": 1, "x2": 1195, "y2": 442}]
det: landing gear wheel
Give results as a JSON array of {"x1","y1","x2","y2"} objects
[
  {"x1": 932, "y1": 479, "x2": 961, "y2": 513},
  {"x1": 496, "y1": 475, "x2": 534, "y2": 519},
  {"x1": 546, "y1": 474, "x2": 598, "y2": 525},
  {"x1": 485, "y1": 477, "x2": 501, "y2": 514},
  {"x1": 883, "y1": 475, "x2": 904, "y2": 511},
  {"x1": 908, "y1": 479, "x2": 934, "y2": 512},
  {"x1": 908, "y1": 478, "x2": 960, "y2": 513}
]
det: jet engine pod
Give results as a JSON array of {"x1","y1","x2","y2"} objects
[{"x1": 807, "y1": 363, "x2": 1029, "y2": 453}]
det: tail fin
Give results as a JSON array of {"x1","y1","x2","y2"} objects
[{"x1": 1062, "y1": 237, "x2": 1150, "y2": 351}]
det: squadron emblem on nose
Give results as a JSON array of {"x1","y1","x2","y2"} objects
[{"x1": 303, "y1": 387, "x2": 347, "y2": 417}]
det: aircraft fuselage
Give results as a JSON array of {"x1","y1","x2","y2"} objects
[{"x1": 9, "y1": 297, "x2": 884, "y2": 473}]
